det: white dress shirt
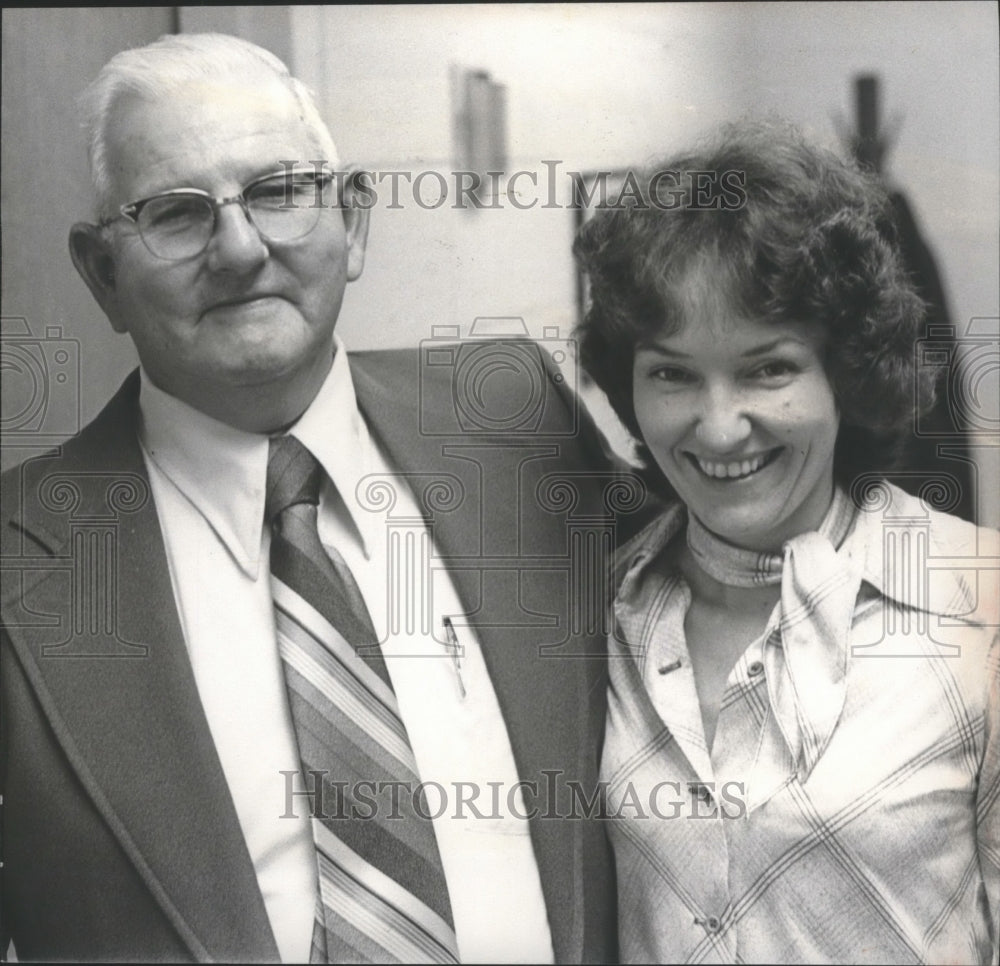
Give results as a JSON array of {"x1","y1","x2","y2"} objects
[{"x1": 138, "y1": 338, "x2": 554, "y2": 964}]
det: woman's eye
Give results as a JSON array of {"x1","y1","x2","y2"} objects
[
  {"x1": 651, "y1": 366, "x2": 695, "y2": 385},
  {"x1": 751, "y1": 360, "x2": 797, "y2": 381}
]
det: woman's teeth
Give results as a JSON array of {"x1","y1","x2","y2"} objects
[{"x1": 695, "y1": 450, "x2": 777, "y2": 479}]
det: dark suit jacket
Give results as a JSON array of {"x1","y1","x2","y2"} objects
[{"x1": 1, "y1": 345, "x2": 640, "y2": 963}]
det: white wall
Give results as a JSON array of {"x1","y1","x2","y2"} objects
[
  {"x1": 716, "y1": 1, "x2": 999, "y2": 362},
  {"x1": 290, "y1": 3, "x2": 742, "y2": 348}
]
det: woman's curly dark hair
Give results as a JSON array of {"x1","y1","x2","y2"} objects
[{"x1": 573, "y1": 120, "x2": 935, "y2": 496}]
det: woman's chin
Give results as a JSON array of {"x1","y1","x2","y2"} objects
[{"x1": 691, "y1": 512, "x2": 775, "y2": 551}]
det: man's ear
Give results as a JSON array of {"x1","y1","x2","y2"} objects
[
  {"x1": 68, "y1": 223, "x2": 128, "y2": 332},
  {"x1": 341, "y1": 167, "x2": 372, "y2": 282}
]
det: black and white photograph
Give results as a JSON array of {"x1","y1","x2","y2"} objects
[{"x1": 1, "y1": 4, "x2": 998, "y2": 963}]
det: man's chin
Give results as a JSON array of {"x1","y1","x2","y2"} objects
[
  {"x1": 206, "y1": 334, "x2": 333, "y2": 385},
  {"x1": 217, "y1": 353, "x2": 329, "y2": 394}
]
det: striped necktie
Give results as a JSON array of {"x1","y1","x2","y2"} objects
[{"x1": 266, "y1": 434, "x2": 459, "y2": 964}]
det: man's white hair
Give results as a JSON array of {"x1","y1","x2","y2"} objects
[{"x1": 79, "y1": 32, "x2": 340, "y2": 218}]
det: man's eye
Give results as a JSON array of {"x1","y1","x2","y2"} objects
[
  {"x1": 144, "y1": 196, "x2": 207, "y2": 228},
  {"x1": 257, "y1": 179, "x2": 296, "y2": 199},
  {"x1": 251, "y1": 176, "x2": 325, "y2": 207}
]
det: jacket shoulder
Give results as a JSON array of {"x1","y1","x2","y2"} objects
[{"x1": 349, "y1": 339, "x2": 601, "y2": 448}]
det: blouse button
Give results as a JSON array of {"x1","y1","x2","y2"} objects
[
  {"x1": 705, "y1": 916, "x2": 721, "y2": 933},
  {"x1": 689, "y1": 782, "x2": 713, "y2": 803},
  {"x1": 748, "y1": 660, "x2": 764, "y2": 677}
]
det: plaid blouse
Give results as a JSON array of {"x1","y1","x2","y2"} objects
[{"x1": 602, "y1": 482, "x2": 999, "y2": 964}]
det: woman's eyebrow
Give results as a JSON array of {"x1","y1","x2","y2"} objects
[
  {"x1": 741, "y1": 337, "x2": 805, "y2": 357},
  {"x1": 634, "y1": 343, "x2": 690, "y2": 358},
  {"x1": 635, "y1": 336, "x2": 807, "y2": 358}
]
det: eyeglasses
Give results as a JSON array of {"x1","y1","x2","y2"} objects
[{"x1": 100, "y1": 168, "x2": 337, "y2": 261}]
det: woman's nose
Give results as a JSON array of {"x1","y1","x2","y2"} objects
[{"x1": 693, "y1": 387, "x2": 752, "y2": 451}]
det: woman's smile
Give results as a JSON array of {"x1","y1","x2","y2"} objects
[{"x1": 684, "y1": 446, "x2": 783, "y2": 481}]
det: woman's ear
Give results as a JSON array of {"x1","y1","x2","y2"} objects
[{"x1": 69, "y1": 223, "x2": 128, "y2": 332}]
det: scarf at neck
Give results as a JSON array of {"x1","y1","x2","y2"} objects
[
  {"x1": 686, "y1": 485, "x2": 861, "y2": 781},
  {"x1": 686, "y1": 485, "x2": 857, "y2": 587}
]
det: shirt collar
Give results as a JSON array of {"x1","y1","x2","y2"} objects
[
  {"x1": 851, "y1": 480, "x2": 987, "y2": 621},
  {"x1": 290, "y1": 336, "x2": 381, "y2": 559},
  {"x1": 138, "y1": 335, "x2": 378, "y2": 579}
]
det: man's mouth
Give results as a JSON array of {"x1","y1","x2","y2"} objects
[
  {"x1": 209, "y1": 293, "x2": 279, "y2": 311},
  {"x1": 686, "y1": 447, "x2": 782, "y2": 481}
]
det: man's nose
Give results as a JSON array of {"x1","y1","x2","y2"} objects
[
  {"x1": 205, "y1": 201, "x2": 269, "y2": 272},
  {"x1": 693, "y1": 385, "x2": 752, "y2": 451}
]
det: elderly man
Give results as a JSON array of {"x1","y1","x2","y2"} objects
[{"x1": 0, "y1": 33, "x2": 631, "y2": 964}]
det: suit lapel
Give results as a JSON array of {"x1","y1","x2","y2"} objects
[
  {"x1": 350, "y1": 349, "x2": 603, "y2": 962},
  {"x1": 3, "y1": 373, "x2": 278, "y2": 961}
]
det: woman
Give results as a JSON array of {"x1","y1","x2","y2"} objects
[{"x1": 574, "y1": 122, "x2": 998, "y2": 964}]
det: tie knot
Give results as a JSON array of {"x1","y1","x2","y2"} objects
[{"x1": 266, "y1": 435, "x2": 323, "y2": 522}]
